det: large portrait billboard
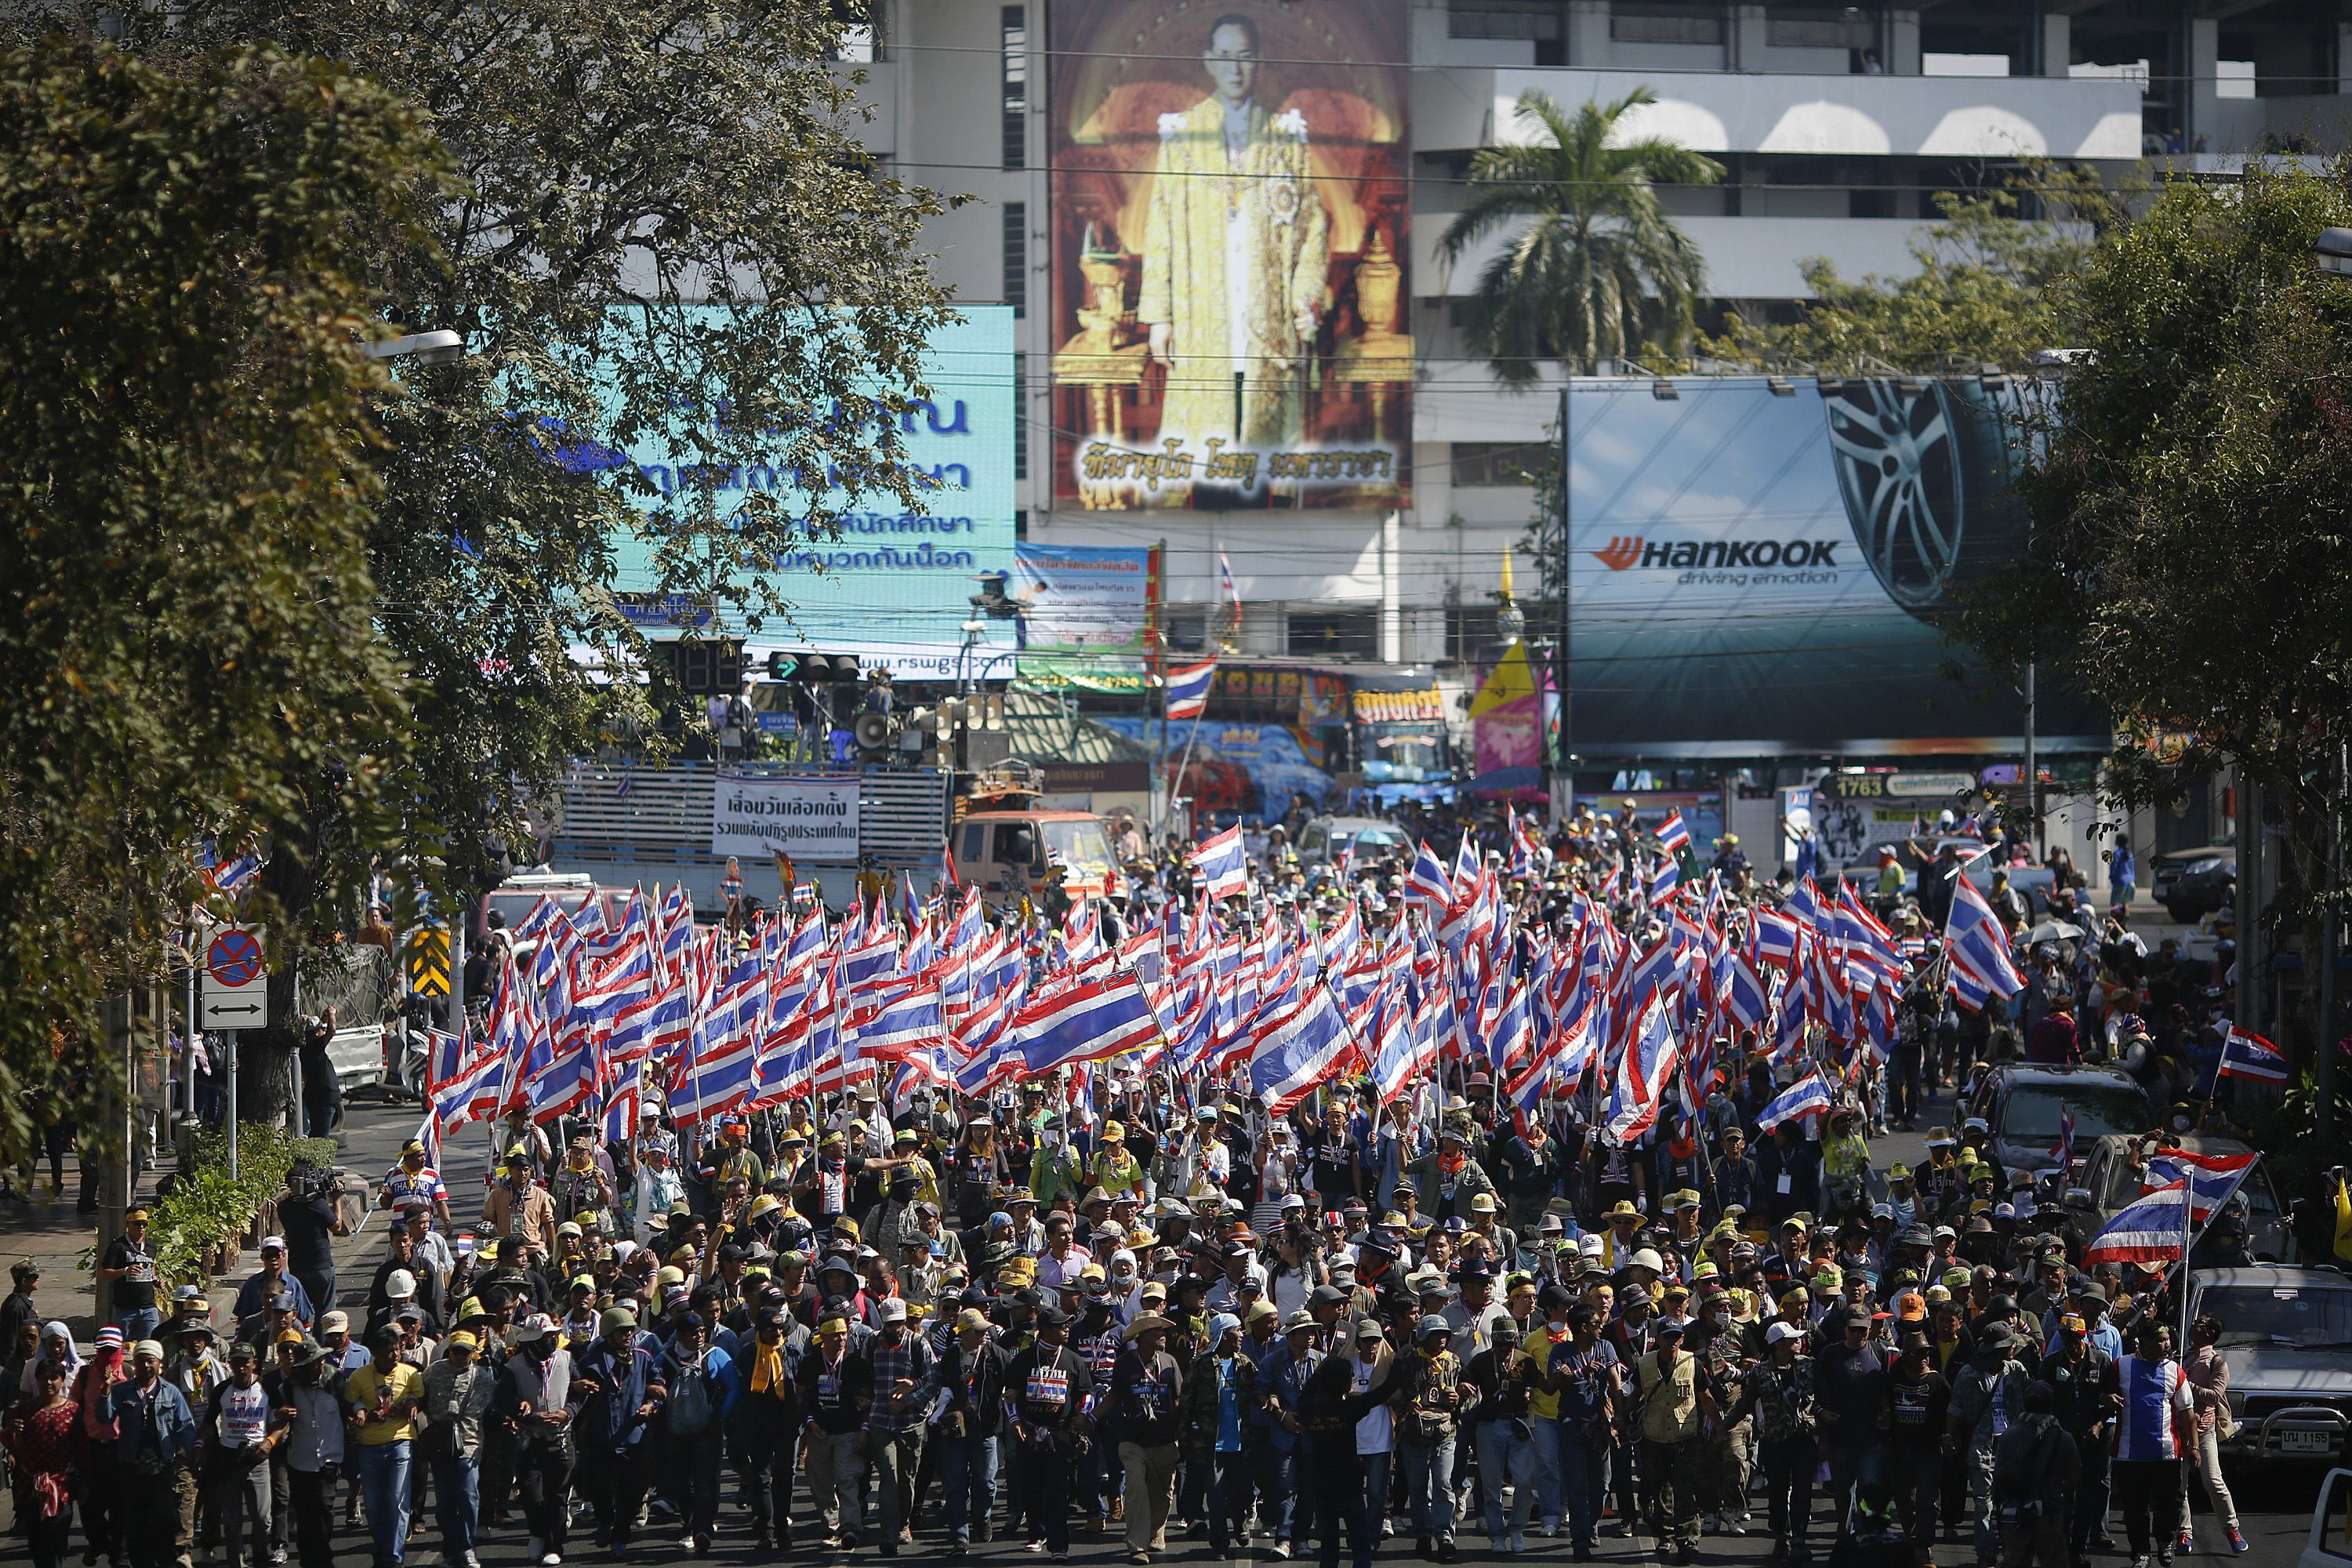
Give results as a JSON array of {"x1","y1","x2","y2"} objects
[
  {"x1": 1049, "y1": 1, "x2": 1410, "y2": 511},
  {"x1": 1565, "y1": 377, "x2": 2105, "y2": 756}
]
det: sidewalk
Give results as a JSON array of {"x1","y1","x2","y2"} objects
[{"x1": 6, "y1": 1092, "x2": 466, "y2": 1348}]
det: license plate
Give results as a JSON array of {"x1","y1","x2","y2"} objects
[{"x1": 2282, "y1": 1430, "x2": 2335, "y2": 1455}]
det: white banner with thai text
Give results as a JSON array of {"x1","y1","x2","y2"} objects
[{"x1": 710, "y1": 774, "x2": 859, "y2": 862}]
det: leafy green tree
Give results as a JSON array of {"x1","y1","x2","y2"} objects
[
  {"x1": 0, "y1": 38, "x2": 449, "y2": 1160},
  {"x1": 1958, "y1": 162, "x2": 2352, "y2": 1059},
  {"x1": 1438, "y1": 87, "x2": 1721, "y2": 383},
  {"x1": 1705, "y1": 166, "x2": 2129, "y2": 374},
  {"x1": 35, "y1": 0, "x2": 962, "y2": 1116}
]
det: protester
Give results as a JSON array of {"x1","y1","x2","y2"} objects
[{"x1": 48, "y1": 805, "x2": 2269, "y2": 1568}]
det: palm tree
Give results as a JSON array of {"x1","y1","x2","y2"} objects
[{"x1": 1439, "y1": 87, "x2": 1723, "y2": 383}]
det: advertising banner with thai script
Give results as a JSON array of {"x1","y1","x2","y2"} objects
[
  {"x1": 597, "y1": 307, "x2": 1015, "y2": 649},
  {"x1": 1011, "y1": 542, "x2": 1160, "y2": 691},
  {"x1": 1048, "y1": 0, "x2": 1410, "y2": 511},
  {"x1": 710, "y1": 774, "x2": 860, "y2": 862},
  {"x1": 1564, "y1": 376, "x2": 2105, "y2": 757}
]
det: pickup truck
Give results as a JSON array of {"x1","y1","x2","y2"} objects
[
  {"x1": 2061, "y1": 1133, "x2": 2293, "y2": 1262},
  {"x1": 2192, "y1": 1266, "x2": 2352, "y2": 1465}
]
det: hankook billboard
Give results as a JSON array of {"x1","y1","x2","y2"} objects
[{"x1": 1565, "y1": 376, "x2": 2105, "y2": 757}]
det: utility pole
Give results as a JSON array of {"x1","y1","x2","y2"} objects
[
  {"x1": 1554, "y1": 383, "x2": 1573, "y2": 820},
  {"x1": 95, "y1": 990, "x2": 135, "y2": 1327},
  {"x1": 2320, "y1": 743, "x2": 2343, "y2": 1148},
  {"x1": 2022, "y1": 661, "x2": 2039, "y2": 854},
  {"x1": 2236, "y1": 771, "x2": 2262, "y2": 1040}
]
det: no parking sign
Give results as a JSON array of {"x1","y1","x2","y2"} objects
[{"x1": 200, "y1": 924, "x2": 270, "y2": 1031}]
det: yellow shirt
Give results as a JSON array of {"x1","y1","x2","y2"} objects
[
  {"x1": 345, "y1": 1362, "x2": 423, "y2": 1446},
  {"x1": 1519, "y1": 1325, "x2": 1568, "y2": 1421},
  {"x1": 1091, "y1": 1149, "x2": 1143, "y2": 1195}
]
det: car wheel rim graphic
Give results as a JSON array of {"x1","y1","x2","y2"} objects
[{"x1": 1825, "y1": 380, "x2": 1964, "y2": 608}]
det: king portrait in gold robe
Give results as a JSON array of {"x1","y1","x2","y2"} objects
[{"x1": 1137, "y1": 32, "x2": 1329, "y2": 458}]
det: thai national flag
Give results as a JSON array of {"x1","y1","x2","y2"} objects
[
  {"x1": 600, "y1": 1060, "x2": 641, "y2": 1145},
  {"x1": 1404, "y1": 842, "x2": 1453, "y2": 918},
  {"x1": 1248, "y1": 984, "x2": 1359, "y2": 1115},
  {"x1": 1718, "y1": 953, "x2": 1769, "y2": 1031},
  {"x1": 1504, "y1": 1046, "x2": 1552, "y2": 1121},
  {"x1": 441, "y1": 1038, "x2": 506, "y2": 1127},
  {"x1": 1012, "y1": 973, "x2": 1160, "y2": 1074},
  {"x1": 1751, "y1": 908, "x2": 1800, "y2": 971},
  {"x1": 1550, "y1": 995, "x2": 1601, "y2": 1083},
  {"x1": 1370, "y1": 981, "x2": 1436, "y2": 1103},
  {"x1": 1602, "y1": 992, "x2": 1680, "y2": 1143},
  {"x1": 2147, "y1": 1149, "x2": 2261, "y2": 1221},
  {"x1": 2083, "y1": 1178, "x2": 2192, "y2": 1269},
  {"x1": 1647, "y1": 855, "x2": 1680, "y2": 907},
  {"x1": 1944, "y1": 875, "x2": 2024, "y2": 1000},
  {"x1": 847, "y1": 975, "x2": 945, "y2": 1063},
  {"x1": 1784, "y1": 876, "x2": 1828, "y2": 932},
  {"x1": 1164, "y1": 659, "x2": 1215, "y2": 723},
  {"x1": 1219, "y1": 548, "x2": 1239, "y2": 612},
  {"x1": 1756, "y1": 1072, "x2": 1833, "y2": 1132},
  {"x1": 1192, "y1": 826, "x2": 1250, "y2": 902},
  {"x1": 2218, "y1": 1026, "x2": 2288, "y2": 1084},
  {"x1": 426, "y1": 1027, "x2": 472, "y2": 1093},
  {"x1": 2053, "y1": 1103, "x2": 2077, "y2": 1175},
  {"x1": 203, "y1": 843, "x2": 263, "y2": 897},
  {"x1": 1655, "y1": 811, "x2": 1691, "y2": 858},
  {"x1": 1485, "y1": 974, "x2": 1534, "y2": 1074}
]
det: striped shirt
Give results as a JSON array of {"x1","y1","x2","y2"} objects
[{"x1": 2112, "y1": 1352, "x2": 2193, "y2": 1461}]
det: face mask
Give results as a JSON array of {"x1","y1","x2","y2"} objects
[{"x1": 1041, "y1": 1132, "x2": 1060, "y2": 1149}]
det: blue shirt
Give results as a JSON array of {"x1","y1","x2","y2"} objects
[{"x1": 1214, "y1": 1356, "x2": 1243, "y2": 1452}]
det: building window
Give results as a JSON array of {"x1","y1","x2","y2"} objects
[
  {"x1": 1012, "y1": 351, "x2": 1027, "y2": 479},
  {"x1": 1287, "y1": 608, "x2": 1379, "y2": 660},
  {"x1": 1002, "y1": 201, "x2": 1025, "y2": 318},
  {"x1": 1000, "y1": 5, "x2": 1027, "y2": 171},
  {"x1": 1014, "y1": 509, "x2": 1028, "y2": 541},
  {"x1": 1610, "y1": 4, "x2": 1722, "y2": 45},
  {"x1": 1452, "y1": 441, "x2": 1549, "y2": 488},
  {"x1": 1765, "y1": 10, "x2": 1873, "y2": 50},
  {"x1": 1163, "y1": 608, "x2": 1210, "y2": 652},
  {"x1": 1445, "y1": 604, "x2": 1498, "y2": 665},
  {"x1": 1447, "y1": 1, "x2": 1563, "y2": 60}
]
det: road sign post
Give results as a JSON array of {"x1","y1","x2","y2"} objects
[
  {"x1": 201, "y1": 925, "x2": 270, "y2": 1032},
  {"x1": 405, "y1": 925, "x2": 451, "y2": 998}
]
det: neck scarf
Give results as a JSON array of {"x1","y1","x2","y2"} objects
[{"x1": 750, "y1": 1338, "x2": 788, "y2": 1396}]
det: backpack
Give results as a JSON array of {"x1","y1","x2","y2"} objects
[{"x1": 667, "y1": 1352, "x2": 715, "y2": 1436}]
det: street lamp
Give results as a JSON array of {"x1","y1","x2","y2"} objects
[{"x1": 365, "y1": 328, "x2": 466, "y2": 365}]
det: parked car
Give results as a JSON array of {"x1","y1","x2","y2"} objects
[
  {"x1": 1965, "y1": 1062, "x2": 2155, "y2": 1181},
  {"x1": 2190, "y1": 1265, "x2": 2352, "y2": 1465},
  {"x1": 2060, "y1": 1133, "x2": 2292, "y2": 1261},
  {"x1": 1296, "y1": 815, "x2": 1408, "y2": 872},
  {"x1": 2153, "y1": 843, "x2": 2236, "y2": 924}
]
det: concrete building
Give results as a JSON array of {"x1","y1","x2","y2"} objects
[{"x1": 841, "y1": 0, "x2": 2349, "y2": 699}]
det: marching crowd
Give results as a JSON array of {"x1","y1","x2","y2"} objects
[{"x1": 2, "y1": 802, "x2": 2268, "y2": 1568}]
